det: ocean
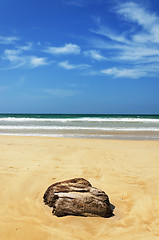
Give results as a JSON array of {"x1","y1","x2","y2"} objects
[{"x1": 0, "y1": 114, "x2": 159, "y2": 140}]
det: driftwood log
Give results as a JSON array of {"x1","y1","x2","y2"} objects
[{"x1": 43, "y1": 178, "x2": 113, "y2": 218}]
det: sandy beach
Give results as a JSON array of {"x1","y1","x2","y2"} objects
[{"x1": 0, "y1": 135, "x2": 159, "y2": 240}]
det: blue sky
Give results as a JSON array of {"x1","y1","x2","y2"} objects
[{"x1": 0, "y1": 0, "x2": 159, "y2": 114}]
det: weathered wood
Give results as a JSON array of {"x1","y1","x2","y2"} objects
[{"x1": 43, "y1": 178, "x2": 113, "y2": 218}]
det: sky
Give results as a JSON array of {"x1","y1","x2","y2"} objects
[{"x1": 0, "y1": 0, "x2": 159, "y2": 114}]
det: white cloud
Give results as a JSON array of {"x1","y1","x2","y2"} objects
[
  {"x1": 3, "y1": 48, "x2": 49, "y2": 69},
  {"x1": 115, "y1": 45, "x2": 159, "y2": 62},
  {"x1": 101, "y1": 67, "x2": 146, "y2": 79},
  {"x1": 0, "y1": 35, "x2": 19, "y2": 44},
  {"x1": 59, "y1": 60, "x2": 90, "y2": 70},
  {"x1": 116, "y1": 2, "x2": 157, "y2": 30},
  {"x1": 59, "y1": 60, "x2": 75, "y2": 70},
  {"x1": 30, "y1": 56, "x2": 49, "y2": 68},
  {"x1": 84, "y1": 50, "x2": 106, "y2": 61},
  {"x1": 132, "y1": 33, "x2": 151, "y2": 44},
  {"x1": 91, "y1": 26, "x2": 130, "y2": 44},
  {"x1": 90, "y1": 2, "x2": 159, "y2": 78},
  {"x1": 116, "y1": 2, "x2": 159, "y2": 44},
  {"x1": 44, "y1": 88, "x2": 81, "y2": 98},
  {"x1": 3, "y1": 49, "x2": 26, "y2": 69},
  {"x1": 4, "y1": 49, "x2": 21, "y2": 62},
  {"x1": 44, "y1": 43, "x2": 81, "y2": 55},
  {"x1": 18, "y1": 42, "x2": 33, "y2": 51}
]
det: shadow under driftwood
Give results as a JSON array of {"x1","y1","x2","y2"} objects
[{"x1": 43, "y1": 178, "x2": 115, "y2": 218}]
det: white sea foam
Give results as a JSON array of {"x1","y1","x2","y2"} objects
[
  {"x1": 0, "y1": 117, "x2": 159, "y2": 123},
  {"x1": 0, "y1": 125, "x2": 159, "y2": 131},
  {"x1": 0, "y1": 115, "x2": 159, "y2": 140}
]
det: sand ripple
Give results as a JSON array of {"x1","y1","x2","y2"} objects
[{"x1": 0, "y1": 136, "x2": 159, "y2": 239}]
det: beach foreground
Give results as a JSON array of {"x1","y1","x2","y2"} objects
[{"x1": 0, "y1": 136, "x2": 159, "y2": 240}]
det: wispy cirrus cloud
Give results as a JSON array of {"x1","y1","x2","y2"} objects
[
  {"x1": 0, "y1": 36, "x2": 51, "y2": 69},
  {"x1": 116, "y1": 1, "x2": 159, "y2": 44},
  {"x1": 3, "y1": 46, "x2": 50, "y2": 69},
  {"x1": 30, "y1": 56, "x2": 49, "y2": 68},
  {"x1": 101, "y1": 67, "x2": 146, "y2": 79},
  {"x1": 3, "y1": 48, "x2": 26, "y2": 69},
  {"x1": 1, "y1": 2, "x2": 158, "y2": 80},
  {"x1": 91, "y1": 25, "x2": 130, "y2": 45},
  {"x1": 4, "y1": 49, "x2": 21, "y2": 62},
  {"x1": 59, "y1": 60, "x2": 90, "y2": 70},
  {"x1": 17, "y1": 42, "x2": 33, "y2": 51},
  {"x1": 44, "y1": 43, "x2": 81, "y2": 55},
  {"x1": 90, "y1": 37, "x2": 159, "y2": 63},
  {"x1": 0, "y1": 35, "x2": 19, "y2": 44},
  {"x1": 90, "y1": 2, "x2": 159, "y2": 78},
  {"x1": 84, "y1": 50, "x2": 106, "y2": 61}
]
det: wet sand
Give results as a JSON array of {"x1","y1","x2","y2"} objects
[{"x1": 0, "y1": 135, "x2": 159, "y2": 240}]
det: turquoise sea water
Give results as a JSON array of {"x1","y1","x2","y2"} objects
[{"x1": 0, "y1": 114, "x2": 159, "y2": 140}]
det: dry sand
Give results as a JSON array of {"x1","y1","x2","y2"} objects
[{"x1": 0, "y1": 135, "x2": 159, "y2": 240}]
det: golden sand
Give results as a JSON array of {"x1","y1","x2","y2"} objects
[{"x1": 0, "y1": 135, "x2": 159, "y2": 240}]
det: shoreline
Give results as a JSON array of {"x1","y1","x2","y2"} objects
[
  {"x1": 0, "y1": 114, "x2": 159, "y2": 141},
  {"x1": 0, "y1": 135, "x2": 159, "y2": 239},
  {"x1": 0, "y1": 131, "x2": 159, "y2": 141}
]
